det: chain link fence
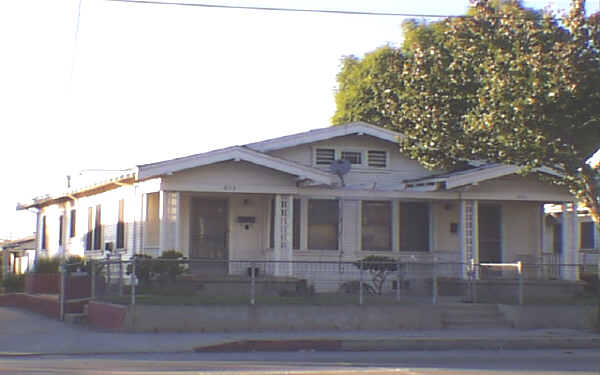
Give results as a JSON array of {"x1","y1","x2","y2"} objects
[{"x1": 61, "y1": 257, "x2": 595, "y2": 308}]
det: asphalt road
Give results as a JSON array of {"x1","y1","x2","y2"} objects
[{"x1": 1, "y1": 349, "x2": 599, "y2": 374}]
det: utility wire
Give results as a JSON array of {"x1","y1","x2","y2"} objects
[{"x1": 105, "y1": 0, "x2": 465, "y2": 18}]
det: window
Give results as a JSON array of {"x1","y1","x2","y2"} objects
[
  {"x1": 368, "y1": 150, "x2": 387, "y2": 168},
  {"x1": 341, "y1": 151, "x2": 362, "y2": 165},
  {"x1": 69, "y1": 209, "x2": 76, "y2": 238},
  {"x1": 41, "y1": 216, "x2": 47, "y2": 250},
  {"x1": 86, "y1": 207, "x2": 93, "y2": 251},
  {"x1": 93, "y1": 205, "x2": 102, "y2": 250},
  {"x1": 362, "y1": 201, "x2": 391, "y2": 251},
  {"x1": 116, "y1": 199, "x2": 125, "y2": 249},
  {"x1": 269, "y1": 198, "x2": 301, "y2": 249},
  {"x1": 58, "y1": 215, "x2": 64, "y2": 246},
  {"x1": 308, "y1": 199, "x2": 338, "y2": 250},
  {"x1": 315, "y1": 148, "x2": 335, "y2": 165},
  {"x1": 400, "y1": 202, "x2": 429, "y2": 252},
  {"x1": 580, "y1": 221, "x2": 595, "y2": 249}
]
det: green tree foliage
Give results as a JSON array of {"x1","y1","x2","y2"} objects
[{"x1": 333, "y1": 0, "x2": 600, "y2": 221}]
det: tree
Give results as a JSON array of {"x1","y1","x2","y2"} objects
[{"x1": 333, "y1": 0, "x2": 600, "y2": 222}]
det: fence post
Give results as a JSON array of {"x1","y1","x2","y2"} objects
[
  {"x1": 59, "y1": 263, "x2": 66, "y2": 321},
  {"x1": 131, "y1": 260, "x2": 136, "y2": 306},
  {"x1": 396, "y1": 261, "x2": 401, "y2": 301},
  {"x1": 90, "y1": 261, "x2": 96, "y2": 300},
  {"x1": 118, "y1": 254, "x2": 123, "y2": 297},
  {"x1": 359, "y1": 260, "x2": 364, "y2": 306},
  {"x1": 470, "y1": 258, "x2": 477, "y2": 303},
  {"x1": 517, "y1": 261, "x2": 524, "y2": 305},
  {"x1": 432, "y1": 261, "x2": 438, "y2": 305},
  {"x1": 250, "y1": 262, "x2": 256, "y2": 305}
]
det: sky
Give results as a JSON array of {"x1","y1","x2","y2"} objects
[{"x1": 1, "y1": 0, "x2": 598, "y2": 240}]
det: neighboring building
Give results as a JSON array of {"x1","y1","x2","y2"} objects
[
  {"x1": 1, "y1": 235, "x2": 36, "y2": 277},
  {"x1": 544, "y1": 204, "x2": 599, "y2": 276},
  {"x1": 17, "y1": 122, "x2": 580, "y2": 287}
]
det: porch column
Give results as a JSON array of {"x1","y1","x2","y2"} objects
[
  {"x1": 273, "y1": 194, "x2": 293, "y2": 276},
  {"x1": 174, "y1": 192, "x2": 182, "y2": 252},
  {"x1": 159, "y1": 191, "x2": 168, "y2": 256},
  {"x1": 2, "y1": 248, "x2": 9, "y2": 279},
  {"x1": 561, "y1": 202, "x2": 579, "y2": 280},
  {"x1": 459, "y1": 200, "x2": 478, "y2": 279}
]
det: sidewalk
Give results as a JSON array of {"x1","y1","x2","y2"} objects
[{"x1": 1, "y1": 306, "x2": 599, "y2": 356}]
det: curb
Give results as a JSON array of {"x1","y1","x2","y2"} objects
[{"x1": 194, "y1": 337, "x2": 600, "y2": 352}]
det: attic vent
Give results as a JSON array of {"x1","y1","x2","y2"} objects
[
  {"x1": 316, "y1": 148, "x2": 335, "y2": 165},
  {"x1": 341, "y1": 151, "x2": 362, "y2": 165},
  {"x1": 368, "y1": 150, "x2": 387, "y2": 168}
]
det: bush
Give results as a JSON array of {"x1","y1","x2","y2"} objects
[
  {"x1": 2, "y1": 274, "x2": 25, "y2": 292},
  {"x1": 34, "y1": 256, "x2": 60, "y2": 274},
  {"x1": 126, "y1": 254, "x2": 154, "y2": 285},
  {"x1": 65, "y1": 255, "x2": 87, "y2": 273},
  {"x1": 154, "y1": 250, "x2": 187, "y2": 284}
]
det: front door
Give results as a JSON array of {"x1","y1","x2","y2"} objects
[
  {"x1": 190, "y1": 198, "x2": 228, "y2": 274},
  {"x1": 478, "y1": 204, "x2": 502, "y2": 263}
]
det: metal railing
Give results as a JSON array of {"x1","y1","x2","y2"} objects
[{"x1": 61, "y1": 257, "x2": 595, "y2": 309}]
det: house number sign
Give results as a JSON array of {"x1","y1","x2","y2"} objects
[{"x1": 223, "y1": 184, "x2": 237, "y2": 191}]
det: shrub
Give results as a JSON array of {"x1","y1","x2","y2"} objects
[
  {"x1": 65, "y1": 255, "x2": 87, "y2": 273},
  {"x1": 126, "y1": 254, "x2": 154, "y2": 285},
  {"x1": 2, "y1": 274, "x2": 25, "y2": 292},
  {"x1": 154, "y1": 250, "x2": 187, "y2": 284},
  {"x1": 34, "y1": 256, "x2": 60, "y2": 274}
]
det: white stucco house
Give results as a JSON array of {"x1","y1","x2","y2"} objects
[{"x1": 18, "y1": 122, "x2": 582, "y2": 284}]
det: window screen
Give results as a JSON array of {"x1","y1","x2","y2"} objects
[
  {"x1": 362, "y1": 201, "x2": 391, "y2": 251},
  {"x1": 308, "y1": 199, "x2": 338, "y2": 250}
]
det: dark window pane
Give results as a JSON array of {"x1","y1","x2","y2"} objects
[
  {"x1": 69, "y1": 209, "x2": 76, "y2": 238},
  {"x1": 58, "y1": 215, "x2": 63, "y2": 246},
  {"x1": 362, "y1": 201, "x2": 391, "y2": 251},
  {"x1": 580, "y1": 221, "x2": 595, "y2": 249},
  {"x1": 400, "y1": 202, "x2": 429, "y2": 252},
  {"x1": 117, "y1": 199, "x2": 125, "y2": 249},
  {"x1": 86, "y1": 207, "x2": 93, "y2": 251},
  {"x1": 41, "y1": 216, "x2": 47, "y2": 250},
  {"x1": 308, "y1": 200, "x2": 338, "y2": 250},
  {"x1": 94, "y1": 205, "x2": 102, "y2": 250}
]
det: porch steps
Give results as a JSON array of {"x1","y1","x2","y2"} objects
[{"x1": 441, "y1": 303, "x2": 509, "y2": 329}]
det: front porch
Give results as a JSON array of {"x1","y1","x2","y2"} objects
[{"x1": 136, "y1": 190, "x2": 583, "y2": 283}]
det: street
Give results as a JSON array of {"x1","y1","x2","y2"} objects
[{"x1": 0, "y1": 349, "x2": 599, "y2": 374}]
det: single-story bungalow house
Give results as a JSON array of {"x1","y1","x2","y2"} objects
[{"x1": 18, "y1": 122, "x2": 582, "y2": 288}]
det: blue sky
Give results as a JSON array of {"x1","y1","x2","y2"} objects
[{"x1": 0, "y1": 0, "x2": 598, "y2": 239}]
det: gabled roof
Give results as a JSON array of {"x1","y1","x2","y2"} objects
[
  {"x1": 246, "y1": 121, "x2": 401, "y2": 152},
  {"x1": 403, "y1": 163, "x2": 563, "y2": 191},
  {"x1": 138, "y1": 146, "x2": 336, "y2": 185}
]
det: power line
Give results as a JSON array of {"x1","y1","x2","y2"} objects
[{"x1": 105, "y1": 0, "x2": 464, "y2": 18}]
